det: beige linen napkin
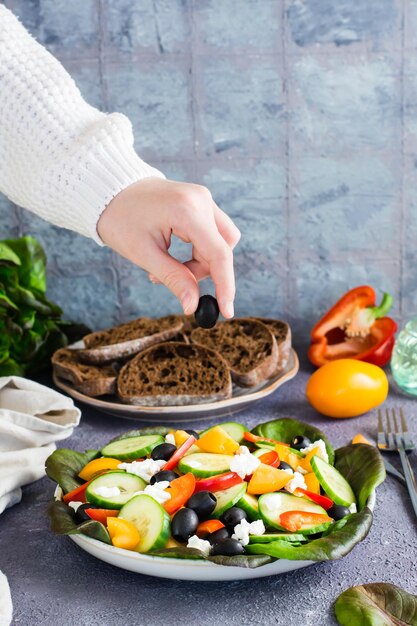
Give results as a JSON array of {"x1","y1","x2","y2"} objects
[{"x1": 0, "y1": 376, "x2": 81, "y2": 514}]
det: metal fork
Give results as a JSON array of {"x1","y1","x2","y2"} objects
[{"x1": 377, "y1": 408, "x2": 417, "y2": 520}]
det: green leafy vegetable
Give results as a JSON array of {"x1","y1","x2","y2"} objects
[
  {"x1": 45, "y1": 448, "x2": 99, "y2": 493},
  {"x1": 335, "y1": 444, "x2": 386, "y2": 510},
  {"x1": 0, "y1": 236, "x2": 89, "y2": 376},
  {"x1": 246, "y1": 507, "x2": 372, "y2": 560},
  {"x1": 149, "y1": 547, "x2": 273, "y2": 568},
  {"x1": 47, "y1": 501, "x2": 111, "y2": 544},
  {"x1": 251, "y1": 417, "x2": 335, "y2": 464},
  {"x1": 334, "y1": 583, "x2": 417, "y2": 626}
]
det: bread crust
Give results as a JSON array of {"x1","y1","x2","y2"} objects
[
  {"x1": 52, "y1": 348, "x2": 117, "y2": 397},
  {"x1": 253, "y1": 318, "x2": 292, "y2": 375}
]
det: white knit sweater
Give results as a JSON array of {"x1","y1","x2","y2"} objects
[{"x1": 0, "y1": 6, "x2": 164, "y2": 244}]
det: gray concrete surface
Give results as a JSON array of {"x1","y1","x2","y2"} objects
[{"x1": 1, "y1": 361, "x2": 416, "y2": 626}]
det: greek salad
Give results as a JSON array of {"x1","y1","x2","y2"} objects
[{"x1": 47, "y1": 418, "x2": 385, "y2": 566}]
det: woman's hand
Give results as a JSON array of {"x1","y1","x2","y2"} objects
[{"x1": 97, "y1": 178, "x2": 241, "y2": 318}]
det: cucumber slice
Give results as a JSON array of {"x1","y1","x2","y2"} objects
[
  {"x1": 258, "y1": 492, "x2": 332, "y2": 534},
  {"x1": 86, "y1": 471, "x2": 146, "y2": 509},
  {"x1": 248, "y1": 532, "x2": 307, "y2": 544},
  {"x1": 178, "y1": 453, "x2": 234, "y2": 477},
  {"x1": 101, "y1": 435, "x2": 164, "y2": 461},
  {"x1": 119, "y1": 494, "x2": 170, "y2": 552},
  {"x1": 199, "y1": 422, "x2": 246, "y2": 443},
  {"x1": 252, "y1": 448, "x2": 267, "y2": 459},
  {"x1": 212, "y1": 482, "x2": 247, "y2": 518},
  {"x1": 237, "y1": 493, "x2": 260, "y2": 521},
  {"x1": 311, "y1": 456, "x2": 356, "y2": 507},
  {"x1": 254, "y1": 442, "x2": 304, "y2": 457}
]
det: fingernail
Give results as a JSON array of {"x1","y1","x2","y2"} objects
[
  {"x1": 181, "y1": 292, "x2": 194, "y2": 315},
  {"x1": 222, "y1": 301, "x2": 234, "y2": 319}
]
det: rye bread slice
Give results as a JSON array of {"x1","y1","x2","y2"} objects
[
  {"x1": 253, "y1": 318, "x2": 291, "y2": 375},
  {"x1": 80, "y1": 315, "x2": 183, "y2": 364},
  {"x1": 117, "y1": 342, "x2": 232, "y2": 406},
  {"x1": 190, "y1": 318, "x2": 278, "y2": 387},
  {"x1": 52, "y1": 348, "x2": 117, "y2": 397}
]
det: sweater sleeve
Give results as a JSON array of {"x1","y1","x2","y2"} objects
[{"x1": 0, "y1": 6, "x2": 165, "y2": 245}]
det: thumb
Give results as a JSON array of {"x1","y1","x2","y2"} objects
[{"x1": 149, "y1": 249, "x2": 200, "y2": 315}]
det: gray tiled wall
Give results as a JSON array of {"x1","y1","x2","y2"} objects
[{"x1": 1, "y1": 0, "x2": 414, "y2": 344}]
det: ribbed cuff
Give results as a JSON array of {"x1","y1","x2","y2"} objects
[{"x1": 66, "y1": 113, "x2": 165, "y2": 245}]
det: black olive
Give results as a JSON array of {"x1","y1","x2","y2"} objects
[
  {"x1": 194, "y1": 295, "x2": 220, "y2": 329},
  {"x1": 171, "y1": 508, "x2": 199, "y2": 543},
  {"x1": 186, "y1": 491, "x2": 217, "y2": 521},
  {"x1": 278, "y1": 461, "x2": 294, "y2": 472},
  {"x1": 74, "y1": 503, "x2": 100, "y2": 523},
  {"x1": 149, "y1": 470, "x2": 179, "y2": 485},
  {"x1": 220, "y1": 507, "x2": 247, "y2": 531},
  {"x1": 211, "y1": 538, "x2": 245, "y2": 556},
  {"x1": 207, "y1": 527, "x2": 230, "y2": 544},
  {"x1": 185, "y1": 429, "x2": 200, "y2": 440},
  {"x1": 151, "y1": 443, "x2": 177, "y2": 462},
  {"x1": 291, "y1": 435, "x2": 312, "y2": 451},
  {"x1": 327, "y1": 504, "x2": 351, "y2": 520}
]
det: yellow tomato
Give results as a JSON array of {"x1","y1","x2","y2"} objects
[{"x1": 306, "y1": 359, "x2": 388, "y2": 418}]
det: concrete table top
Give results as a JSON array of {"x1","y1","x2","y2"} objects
[{"x1": 1, "y1": 359, "x2": 416, "y2": 626}]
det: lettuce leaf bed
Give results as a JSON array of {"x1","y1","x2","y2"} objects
[{"x1": 46, "y1": 419, "x2": 386, "y2": 569}]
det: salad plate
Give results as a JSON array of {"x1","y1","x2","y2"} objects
[
  {"x1": 54, "y1": 486, "x2": 376, "y2": 581},
  {"x1": 47, "y1": 418, "x2": 385, "y2": 582},
  {"x1": 53, "y1": 344, "x2": 299, "y2": 422}
]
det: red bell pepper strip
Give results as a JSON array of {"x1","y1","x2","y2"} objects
[
  {"x1": 163, "y1": 473, "x2": 196, "y2": 515},
  {"x1": 193, "y1": 471, "x2": 243, "y2": 494},
  {"x1": 196, "y1": 519, "x2": 225, "y2": 537},
  {"x1": 85, "y1": 508, "x2": 119, "y2": 524},
  {"x1": 243, "y1": 432, "x2": 289, "y2": 447},
  {"x1": 258, "y1": 450, "x2": 280, "y2": 468},
  {"x1": 62, "y1": 481, "x2": 91, "y2": 504},
  {"x1": 163, "y1": 435, "x2": 196, "y2": 471},
  {"x1": 308, "y1": 286, "x2": 397, "y2": 367},
  {"x1": 294, "y1": 487, "x2": 334, "y2": 510},
  {"x1": 279, "y1": 510, "x2": 332, "y2": 532}
]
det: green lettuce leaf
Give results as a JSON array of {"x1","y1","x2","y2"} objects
[
  {"x1": 0, "y1": 242, "x2": 21, "y2": 266},
  {"x1": 334, "y1": 583, "x2": 417, "y2": 626},
  {"x1": 246, "y1": 507, "x2": 372, "y2": 560},
  {"x1": 3, "y1": 236, "x2": 47, "y2": 293},
  {"x1": 45, "y1": 448, "x2": 99, "y2": 493},
  {"x1": 251, "y1": 417, "x2": 335, "y2": 464},
  {"x1": 334, "y1": 443, "x2": 386, "y2": 510},
  {"x1": 47, "y1": 501, "x2": 111, "y2": 544}
]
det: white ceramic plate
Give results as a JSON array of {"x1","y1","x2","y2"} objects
[
  {"x1": 53, "y1": 345, "x2": 299, "y2": 422},
  {"x1": 55, "y1": 487, "x2": 376, "y2": 581}
]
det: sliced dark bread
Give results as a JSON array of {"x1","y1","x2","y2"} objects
[
  {"x1": 52, "y1": 348, "x2": 117, "y2": 397},
  {"x1": 117, "y1": 342, "x2": 232, "y2": 406},
  {"x1": 253, "y1": 318, "x2": 291, "y2": 375},
  {"x1": 190, "y1": 318, "x2": 278, "y2": 387},
  {"x1": 80, "y1": 315, "x2": 183, "y2": 364}
]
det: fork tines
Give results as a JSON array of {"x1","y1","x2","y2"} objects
[{"x1": 378, "y1": 408, "x2": 415, "y2": 452}]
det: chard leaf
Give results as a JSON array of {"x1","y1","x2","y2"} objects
[
  {"x1": 335, "y1": 444, "x2": 386, "y2": 510},
  {"x1": 334, "y1": 583, "x2": 417, "y2": 626},
  {"x1": 246, "y1": 507, "x2": 372, "y2": 561},
  {"x1": 45, "y1": 448, "x2": 99, "y2": 493},
  {"x1": 252, "y1": 417, "x2": 334, "y2": 464},
  {"x1": 47, "y1": 500, "x2": 111, "y2": 544}
]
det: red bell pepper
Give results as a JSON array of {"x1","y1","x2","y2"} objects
[
  {"x1": 196, "y1": 519, "x2": 225, "y2": 537},
  {"x1": 308, "y1": 286, "x2": 397, "y2": 367},
  {"x1": 62, "y1": 481, "x2": 91, "y2": 504},
  {"x1": 85, "y1": 508, "x2": 119, "y2": 524},
  {"x1": 279, "y1": 510, "x2": 332, "y2": 532},
  {"x1": 258, "y1": 450, "x2": 280, "y2": 468},
  {"x1": 163, "y1": 435, "x2": 196, "y2": 471},
  {"x1": 294, "y1": 487, "x2": 334, "y2": 510},
  {"x1": 193, "y1": 471, "x2": 243, "y2": 494},
  {"x1": 163, "y1": 473, "x2": 196, "y2": 515}
]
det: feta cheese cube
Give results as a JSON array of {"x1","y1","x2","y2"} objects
[
  {"x1": 300, "y1": 439, "x2": 329, "y2": 464},
  {"x1": 232, "y1": 519, "x2": 266, "y2": 546},
  {"x1": 67, "y1": 501, "x2": 84, "y2": 512},
  {"x1": 165, "y1": 433, "x2": 176, "y2": 446},
  {"x1": 187, "y1": 535, "x2": 211, "y2": 556},
  {"x1": 284, "y1": 471, "x2": 307, "y2": 494},
  {"x1": 230, "y1": 448, "x2": 261, "y2": 479},
  {"x1": 93, "y1": 486, "x2": 121, "y2": 498},
  {"x1": 118, "y1": 459, "x2": 166, "y2": 483}
]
